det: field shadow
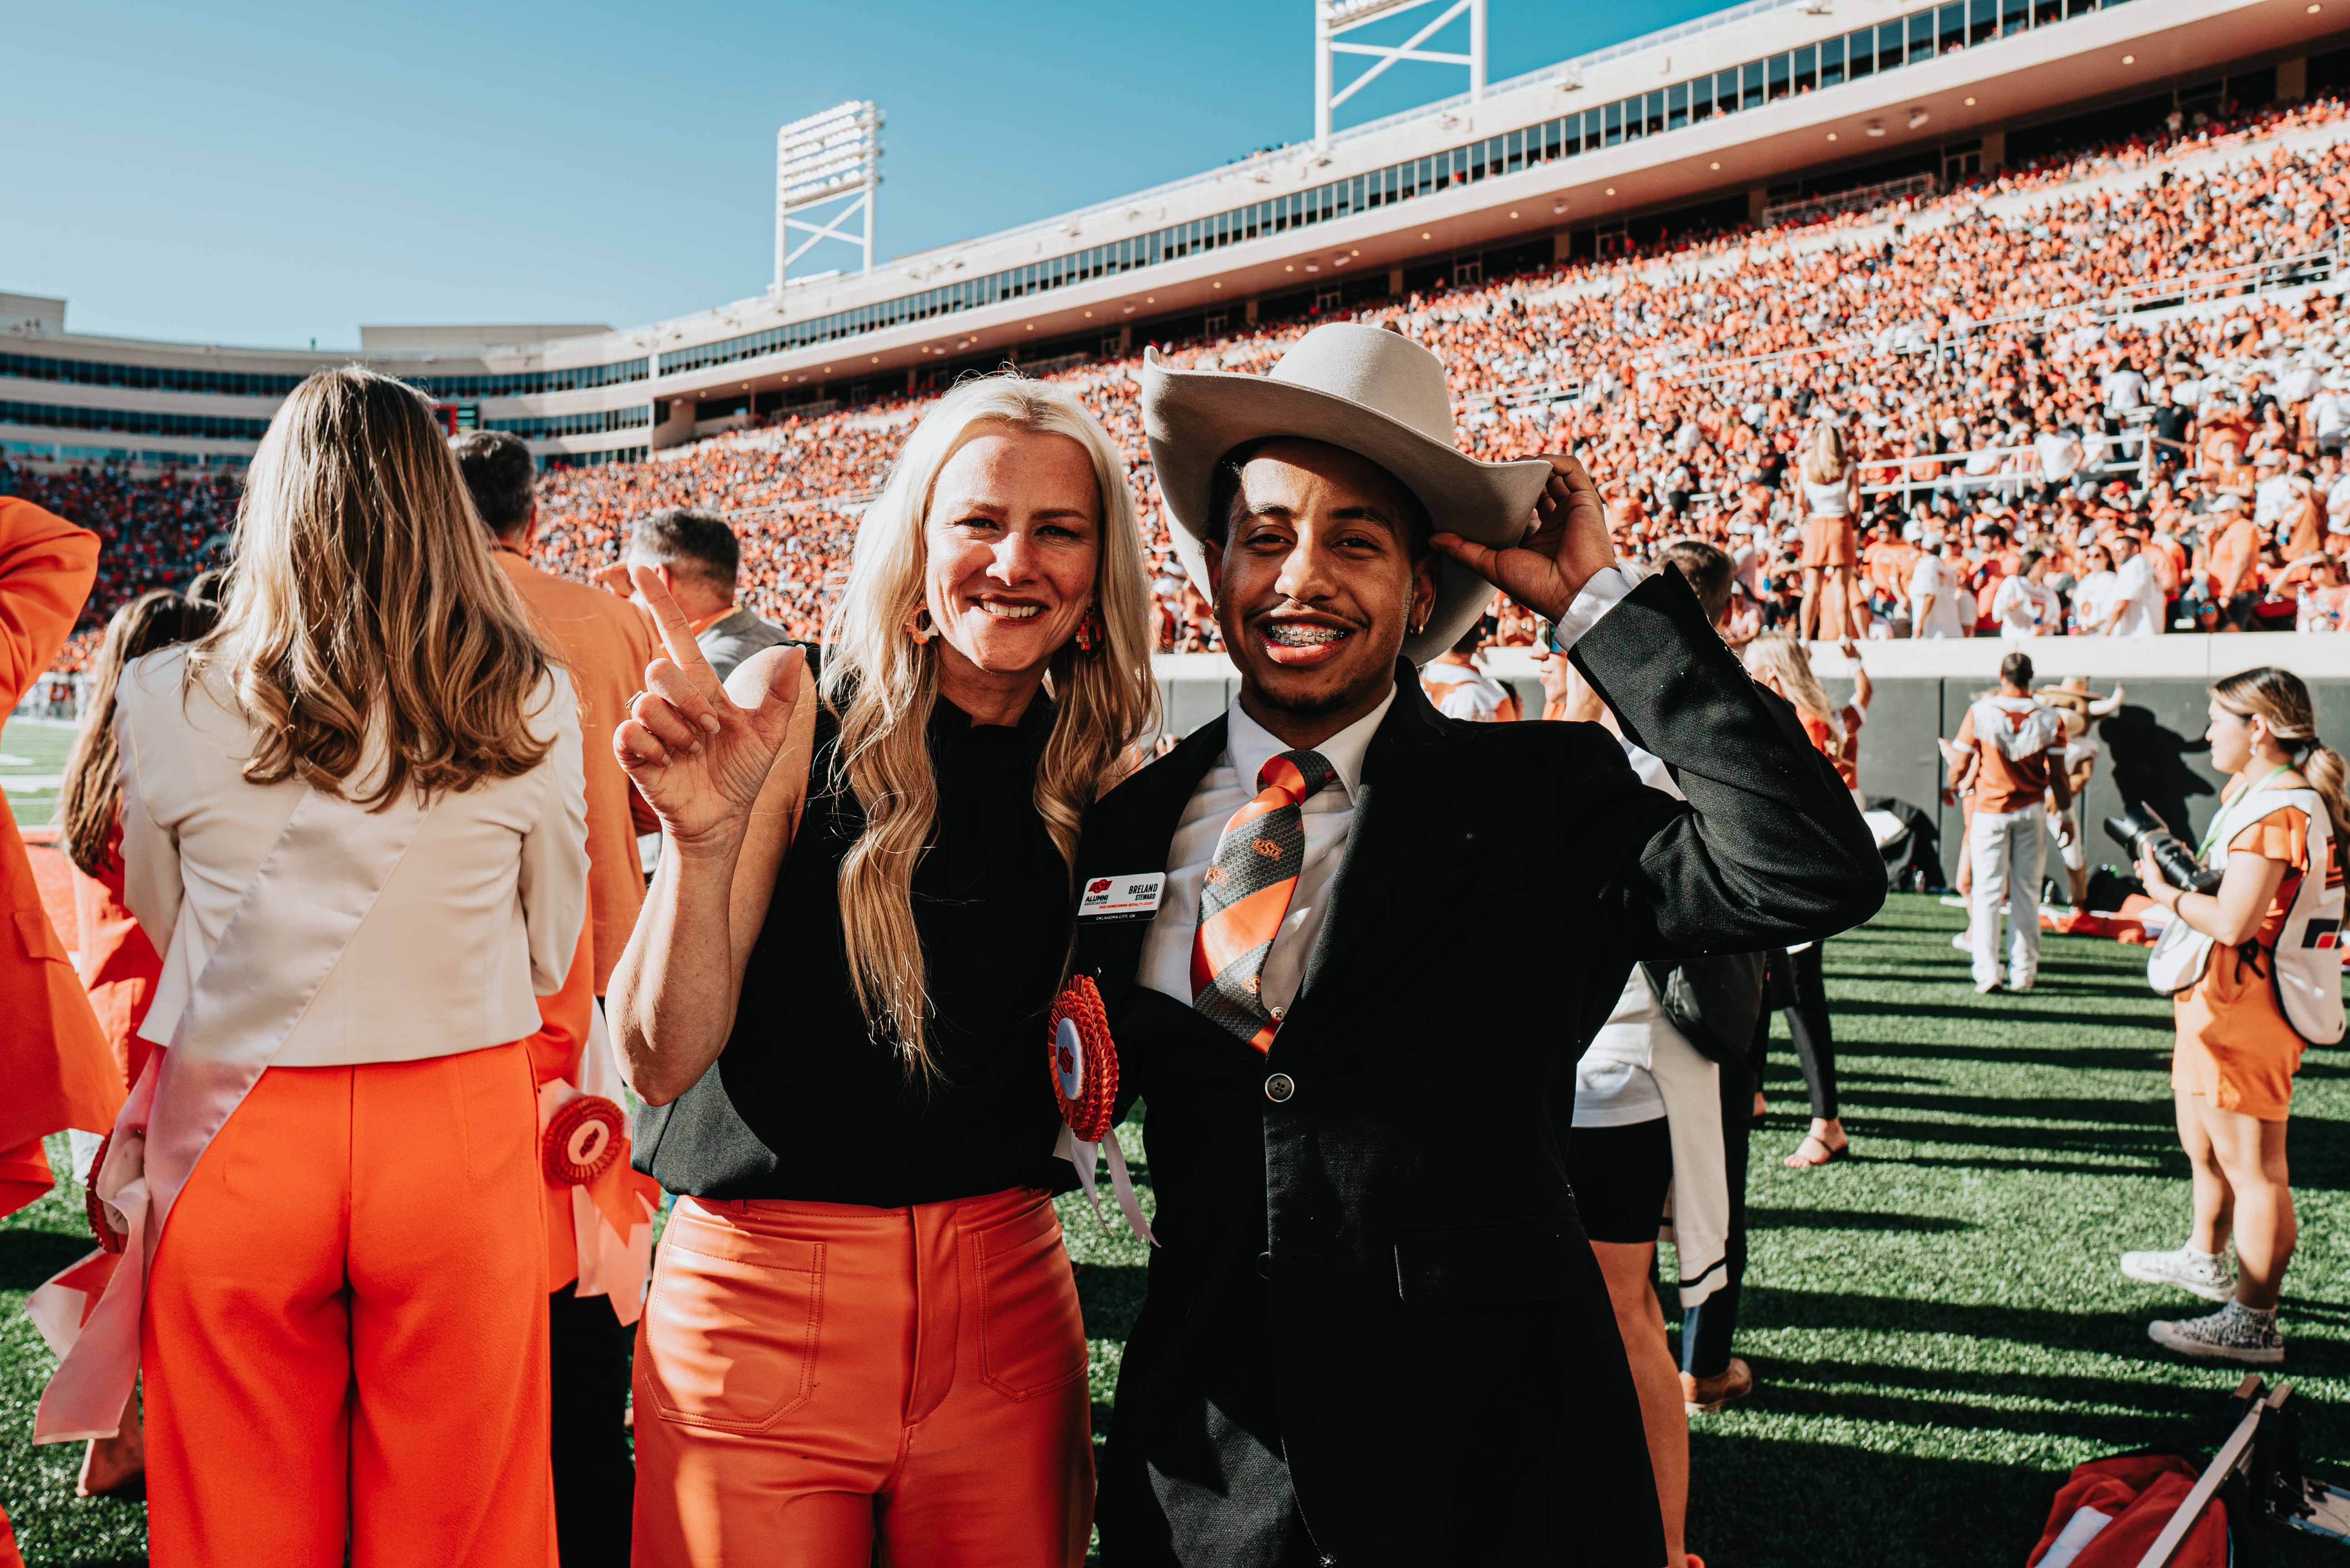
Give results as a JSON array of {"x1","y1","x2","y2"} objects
[
  {"x1": 1685, "y1": 1435, "x2": 2054, "y2": 1566},
  {"x1": 0, "y1": 1227, "x2": 95, "y2": 1291},
  {"x1": 1076, "y1": 1261, "x2": 1148, "y2": 1346},
  {"x1": 1745, "y1": 1207, "x2": 1976, "y2": 1233}
]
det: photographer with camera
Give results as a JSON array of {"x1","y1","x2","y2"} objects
[{"x1": 2121, "y1": 668, "x2": 2350, "y2": 1365}]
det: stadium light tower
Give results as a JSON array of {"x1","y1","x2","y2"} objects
[
  {"x1": 774, "y1": 100, "x2": 883, "y2": 297},
  {"x1": 1315, "y1": 0, "x2": 1485, "y2": 151}
]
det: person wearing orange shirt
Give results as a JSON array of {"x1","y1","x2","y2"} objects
[
  {"x1": 2128, "y1": 669, "x2": 2348, "y2": 1365},
  {"x1": 1861, "y1": 518, "x2": 1919, "y2": 633},
  {"x1": 0, "y1": 497, "x2": 118, "y2": 1564},
  {"x1": 0, "y1": 498, "x2": 119, "y2": 1221},
  {"x1": 1948, "y1": 652, "x2": 2072, "y2": 994},
  {"x1": 2207, "y1": 497, "x2": 2263, "y2": 632},
  {"x1": 453, "y1": 430, "x2": 664, "y2": 1568}
]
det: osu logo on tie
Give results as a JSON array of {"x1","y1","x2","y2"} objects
[{"x1": 1252, "y1": 838, "x2": 1282, "y2": 859}]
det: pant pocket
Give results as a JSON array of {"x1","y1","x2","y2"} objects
[
  {"x1": 642, "y1": 1216, "x2": 824, "y2": 1432},
  {"x1": 970, "y1": 1201, "x2": 1087, "y2": 1401}
]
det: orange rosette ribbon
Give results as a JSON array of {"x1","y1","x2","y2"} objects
[
  {"x1": 543, "y1": 1095, "x2": 626, "y2": 1187},
  {"x1": 1049, "y1": 975, "x2": 1119, "y2": 1143},
  {"x1": 86, "y1": 1131, "x2": 125, "y2": 1255}
]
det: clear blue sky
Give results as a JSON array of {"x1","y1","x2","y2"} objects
[{"x1": 5, "y1": 0, "x2": 1726, "y2": 349}]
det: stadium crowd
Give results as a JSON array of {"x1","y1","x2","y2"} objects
[
  {"x1": 10, "y1": 89, "x2": 2350, "y2": 674},
  {"x1": 520, "y1": 92, "x2": 2350, "y2": 659}
]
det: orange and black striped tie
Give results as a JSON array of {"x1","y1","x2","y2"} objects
[{"x1": 1191, "y1": 749, "x2": 1336, "y2": 1050}]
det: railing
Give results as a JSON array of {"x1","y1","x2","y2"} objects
[
  {"x1": 1851, "y1": 429, "x2": 2157, "y2": 504},
  {"x1": 1677, "y1": 246, "x2": 2343, "y2": 387},
  {"x1": 1762, "y1": 173, "x2": 1939, "y2": 230},
  {"x1": 723, "y1": 490, "x2": 876, "y2": 520}
]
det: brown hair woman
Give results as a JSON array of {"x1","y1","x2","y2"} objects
[
  {"x1": 2126, "y1": 667, "x2": 2349, "y2": 1365},
  {"x1": 36, "y1": 367, "x2": 589, "y2": 1565}
]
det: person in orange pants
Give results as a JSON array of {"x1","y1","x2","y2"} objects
[
  {"x1": 142, "y1": 1043, "x2": 553, "y2": 1565},
  {"x1": 31, "y1": 368, "x2": 588, "y2": 1568},
  {"x1": 632, "y1": 1187, "x2": 1092, "y2": 1565},
  {"x1": 0, "y1": 496, "x2": 119, "y2": 1221}
]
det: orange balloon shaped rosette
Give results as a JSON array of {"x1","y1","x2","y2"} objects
[{"x1": 1049, "y1": 975, "x2": 1119, "y2": 1143}]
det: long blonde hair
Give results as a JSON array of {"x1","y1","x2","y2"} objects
[
  {"x1": 186, "y1": 367, "x2": 554, "y2": 807},
  {"x1": 1744, "y1": 633, "x2": 1837, "y2": 729},
  {"x1": 2213, "y1": 666, "x2": 2350, "y2": 852},
  {"x1": 1801, "y1": 423, "x2": 1847, "y2": 487},
  {"x1": 61, "y1": 589, "x2": 218, "y2": 875},
  {"x1": 819, "y1": 373, "x2": 1160, "y2": 1076}
]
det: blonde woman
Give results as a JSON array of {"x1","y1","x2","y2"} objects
[
  {"x1": 610, "y1": 372, "x2": 1158, "y2": 1567},
  {"x1": 1795, "y1": 423, "x2": 1861, "y2": 642},
  {"x1": 1742, "y1": 634, "x2": 1860, "y2": 1168},
  {"x1": 2129, "y1": 668, "x2": 2349, "y2": 1364},
  {"x1": 40, "y1": 368, "x2": 588, "y2": 1563}
]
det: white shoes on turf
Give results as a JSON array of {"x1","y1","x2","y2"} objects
[
  {"x1": 2120, "y1": 1245, "x2": 2237, "y2": 1303},
  {"x1": 2147, "y1": 1301, "x2": 2285, "y2": 1366}
]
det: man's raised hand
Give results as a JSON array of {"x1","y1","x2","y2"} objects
[
  {"x1": 1429, "y1": 453, "x2": 1615, "y2": 623},
  {"x1": 614, "y1": 565, "x2": 804, "y2": 850}
]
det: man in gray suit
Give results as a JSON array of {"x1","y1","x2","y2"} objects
[{"x1": 623, "y1": 507, "x2": 807, "y2": 683}]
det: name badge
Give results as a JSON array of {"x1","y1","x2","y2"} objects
[{"x1": 1080, "y1": 872, "x2": 1165, "y2": 922}]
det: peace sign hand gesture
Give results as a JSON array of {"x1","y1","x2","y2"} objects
[
  {"x1": 614, "y1": 565, "x2": 806, "y2": 852},
  {"x1": 1429, "y1": 454, "x2": 1616, "y2": 623}
]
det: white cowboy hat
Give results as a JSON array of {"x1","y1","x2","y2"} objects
[{"x1": 1139, "y1": 322, "x2": 1556, "y2": 663}]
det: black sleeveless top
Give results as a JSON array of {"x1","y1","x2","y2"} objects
[{"x1": 633, "y1": 695, "x2": 1077, "y2": 1205}]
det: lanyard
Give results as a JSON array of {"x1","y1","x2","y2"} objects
[{"x1": 2197, "y1": 764, "x2": 2295, "y2": 863}]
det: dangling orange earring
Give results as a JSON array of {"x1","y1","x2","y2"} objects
[
  {"x1": 906, "y1": 606, "x2": 936, "y2": 645},
  {"x1": 1073, "y1": 606, "x2": 1105, "y2": 653}
]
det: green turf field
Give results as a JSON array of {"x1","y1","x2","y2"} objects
[
  {"x1": 0, "y1": 715, "x2": 75, "y2": 829},
  {"x1": 7, "y1": 893, "x2": 2350, "y2": 1564}
]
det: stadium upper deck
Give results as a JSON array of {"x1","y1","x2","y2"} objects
[{"x1": 3, "y1": 0, "x2": 2340, "y2": 472}]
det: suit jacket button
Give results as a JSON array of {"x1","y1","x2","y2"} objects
[
  {"x1": 1257, "y1": 1250, "x2": 1273, "y2": 1278},
  {"x1": 1264, "y1": 1072, "x2": 1295, "y2": 1103}
]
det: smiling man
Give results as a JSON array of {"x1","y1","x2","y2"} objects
[{"x1": 1075, "y1": 323, "x2": 1884, "y2": 1568}]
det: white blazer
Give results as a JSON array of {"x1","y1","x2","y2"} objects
[{"x1": 117, "y1": 646, "x2": 589, "y2": 1068}]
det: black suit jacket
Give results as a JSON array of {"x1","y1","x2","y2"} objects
[{"x1": 1076, "y1": 570, "x2": 1884, "y2": 1568}]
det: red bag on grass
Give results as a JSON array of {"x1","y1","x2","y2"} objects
[{"x1": 2027, "y1": 1453, "x2": 2227, "y2": 1568}]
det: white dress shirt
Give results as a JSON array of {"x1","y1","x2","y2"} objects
[
  {"x1": 2111, "y1": 553, "x2": 2167, "y2": 638},
  {"x1": 118, "y1": 646, "x2": 589, "y2": 1066},
  {"x1": 1138, "y1": 568, "x2": 1634, "y2": 1015}
]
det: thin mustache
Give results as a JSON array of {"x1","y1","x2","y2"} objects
[{"x1": 1255, "y1": 603, "x2": 1368, "y2": 632}]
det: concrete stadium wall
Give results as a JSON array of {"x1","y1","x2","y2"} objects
[{"x1": 1151, "y1": 637, "x2": 2350, "y2": 889}]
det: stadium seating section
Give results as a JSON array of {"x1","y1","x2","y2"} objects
[{"x1": 10, "y1": 89, "x2": 2350, "y2": 670}]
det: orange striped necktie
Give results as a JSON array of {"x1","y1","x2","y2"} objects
[{"x1": 1191, "y1": 749, "x2": 1337, "y2": 1050}]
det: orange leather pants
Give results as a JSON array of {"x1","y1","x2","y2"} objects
[
  {"x1": 142, "y1": 1043, "x2": 553, "y2": 1567},
  {"x1": 633, "y1": 1186, "x2": 1092, "y2": 1568}
]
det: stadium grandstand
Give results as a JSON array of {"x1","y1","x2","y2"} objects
[{"x1": 8, "y1": 0, "x2": 2350, "y2": 673}]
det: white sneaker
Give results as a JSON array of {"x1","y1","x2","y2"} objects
[
  {"x1": 1974, "y1": 977, "x2": 2001, "y2": 995},
  {"x1": 2120, "y1": 1246, "x2": 2236, "y2": 1303},
  {"x1": 1952, "y1": 931, "x2": 1974, "y2": 952},
  {"x1": 2009, "y1": 977, "x2": 2035, "y2": 993},
  {"x1": 2148, "y1": 1301, "x2": 2284, "y2": 1366}
]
